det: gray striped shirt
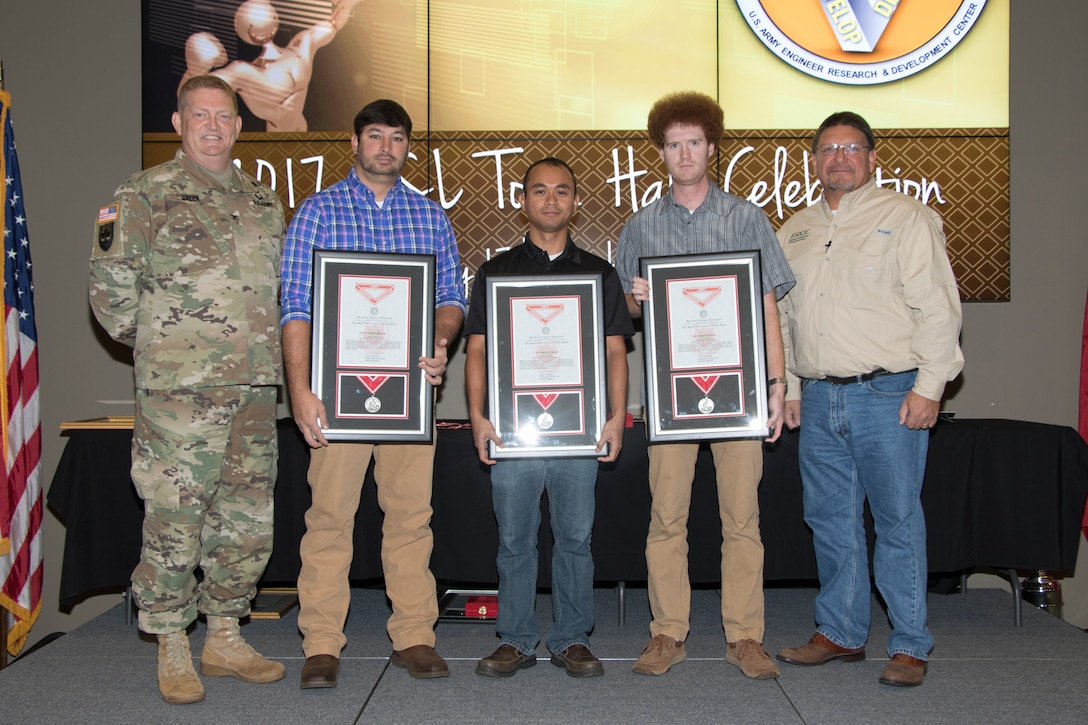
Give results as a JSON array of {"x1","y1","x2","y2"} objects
[{"x1": 616, "y1": 185, "x2": 795, "y2": 300}]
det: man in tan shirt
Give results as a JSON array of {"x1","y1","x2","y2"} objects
[{"x1": 775, "y1": 111, "x2": 963, "y2": 688}]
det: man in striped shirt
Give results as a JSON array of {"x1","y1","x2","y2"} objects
[{"x1": 616, "y1": 91, "x2": 795, "y2": 681}]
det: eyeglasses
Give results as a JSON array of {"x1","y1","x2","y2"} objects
[{"x1": 815, "y1": 142, "x2": 870, "y2": 157}]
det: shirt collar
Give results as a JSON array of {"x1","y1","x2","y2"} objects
[
  {"x1": 822, "y1": 177, "x2": 878, "y2": 214},
  {"x1": 519, "y1": 233, "x2": 582, "y2": 267},
  {"x1": 347, "y1": 167, "x2": 405, "y2": 202},
  {"x1": 175, "y1": 149, "x2": 243, "y2": 192},
  {"x1": 657, "y1": 183, "x2": 723, "y2": 217}
]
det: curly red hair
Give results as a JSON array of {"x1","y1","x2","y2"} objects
[{"x1": 647, "y1": 91, "x2": 724, "y2": 148}]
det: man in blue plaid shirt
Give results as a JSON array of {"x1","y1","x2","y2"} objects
[{"x1": 281, "y1": 99, "x2": 465, "y2": 689}]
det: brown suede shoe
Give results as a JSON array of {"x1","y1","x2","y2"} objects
[
  {"x1": 776, "y1": 633, "x2": 865, "y2": 666},
  {"x1": 550, "y1": 644, "x2": 604, "y2": 678},
  {"x1": 476, "y1": 644, "x2": 537, "y2": 678},
  {"x1": 632, "y1": 634, "x2": 686, "y2": 676},
  {"x1": 726, "y1": 639, "x2": 780, "y2": 680},
  {"x1": 391, "y1": 645, "x2": 451, "y2": 679},
  {"x1": 300, "y1": 654, "x2": 340, "y2": 689},
  {"x1": 879, "y1": 653, "x2": 927, "y2": 687}
]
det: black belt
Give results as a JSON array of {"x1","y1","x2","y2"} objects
[{"x1": 820, "y1": 368, "x2": 916, "y2": 385}]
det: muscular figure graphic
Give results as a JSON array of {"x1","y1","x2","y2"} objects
[{"x1": 180, "y1": 0, "x2": 361, "y2": 132}]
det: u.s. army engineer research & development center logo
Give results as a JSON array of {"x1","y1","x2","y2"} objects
[{"x1": 736, "y1": 1, "x2": 988, "y2": 86}]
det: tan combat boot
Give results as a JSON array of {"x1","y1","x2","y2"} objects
[
  {"x1": 200, "y1": 615, "x2": 286, "y2": 683},
  {"x1": 157, "y1": 631, "x2": 205, "y2": 704}
]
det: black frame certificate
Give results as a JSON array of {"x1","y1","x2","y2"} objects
[
  {"x1": 640, "y1": 251, "x2": 768, "y2": 443},
  {"x1": 311, "y1": 250, "x2": 435, "y2": 442},
  {"x1": 486, "y1": 274, "x2": 607, "y2": 459}
]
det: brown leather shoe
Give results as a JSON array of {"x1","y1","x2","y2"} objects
[
  {"x1": 776, "y1": 633, "x2": 865, "y2": 666},
  {"x1": 879, "y1": 653, "x2": 927, "y2": 687},
  {"x1": 300, "y1": 654, "x2": 339, "y2": 689},
  {"x1": 475, "y1": 644, "x2": 537, "y2": 678},
  {"x1": 391, "y1": 644, "x2": 450, "y2": 679},
  {"x1": 550, "y1": 644, "x2": 604, "y2": 678}
]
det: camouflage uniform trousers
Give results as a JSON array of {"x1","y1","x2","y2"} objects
[{"x1": 129, "y1": 384, "x2": 278, "y2": 634}]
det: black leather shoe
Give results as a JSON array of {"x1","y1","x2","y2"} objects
[
  {"x1": 300, "y1": 654, "x2": 339, "y2": 689},
  {"x1": 476, "y1": 644, "x2": 537, "y2": 678},
  {"x1": 550, "y1": 644, "x2": 604, "y2": 678},
  {"x1": 391, "y1": 645, "x2": 450, "y2": 679}
]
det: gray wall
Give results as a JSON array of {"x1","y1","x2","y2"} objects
[{"x1": 2, "y1": 1, "x2": 1085, "y2": 652}]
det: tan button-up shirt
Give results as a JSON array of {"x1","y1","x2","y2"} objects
[{"x1": 776, "y1": 179, "x2": 963, "y2": 402}]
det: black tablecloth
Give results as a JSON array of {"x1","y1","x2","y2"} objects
[{"x1": 48, "y1": 419, "x2": 1088, "y2": 608}]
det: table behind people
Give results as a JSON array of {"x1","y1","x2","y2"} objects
[{"x1": 55, "y1": 418, "x2": 1088, "y2": 620}]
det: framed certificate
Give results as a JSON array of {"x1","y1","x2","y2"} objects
[
  {"x1": 641, "y1": 251, "x2": 768, "y2": 443},
  {"x1": 486, "y1": 274, "x2": 607, "y2": 458},
  {"x1": 311, "y1": 250, "x2": 435, "y2": 442}
]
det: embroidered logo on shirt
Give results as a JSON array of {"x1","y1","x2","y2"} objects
[
  {"x1": 787, "y1": 230, "x2": 810, "y2": 244},
  {"x1": 875, "y1": 228, "x2": 892, "y2": 235}
]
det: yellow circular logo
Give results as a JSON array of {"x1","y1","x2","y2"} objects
[{"x1": 736, "y1": 0, "x2": 988, "y2": 85}]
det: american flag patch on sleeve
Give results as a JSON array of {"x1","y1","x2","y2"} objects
[{"x1": 97, "y1": 204, "x2": 119, "y2": 223}]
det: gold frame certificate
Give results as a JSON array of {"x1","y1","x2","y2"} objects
[
  {"x1": 641, "y1": 251, "x2": 769, "y2": 443},
  {"x1": 486, "y1": 274, "x2": 607, "y2": 459},
  {"x1": 311, "y1": 250, "x2": 435, "y2": 442}
]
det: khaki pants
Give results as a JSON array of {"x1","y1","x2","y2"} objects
[
  {"x1": 645, "y1": 439, "x2": 766, "y2": 643},
  {"x1": 298, "y1": 439, "x2": 439, "y2": 656}
]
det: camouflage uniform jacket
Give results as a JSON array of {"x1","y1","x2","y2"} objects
[{"x1": 89, "y1": 149, "x2": 284, "y2": 390}]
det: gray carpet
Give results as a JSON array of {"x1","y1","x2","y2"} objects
[{"x1": 3, "y1": 584, "x2": 1087, "y2": 724}]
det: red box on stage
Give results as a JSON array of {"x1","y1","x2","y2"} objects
[{"x1": 465, "y1": 595, "x2": 498, "y2": 619}]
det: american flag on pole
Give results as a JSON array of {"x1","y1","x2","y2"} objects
[{"x1": 0, "y1": 87, "x2": 42, "y2": 657}]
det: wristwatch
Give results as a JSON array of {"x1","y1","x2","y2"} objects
[{"x1": 767, "y1": 376, "x2": 788, "y2": 391}]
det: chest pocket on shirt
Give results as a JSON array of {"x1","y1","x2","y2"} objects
[
  {"x1": 156, "y1": 198, "x2": 233, "y2": 276},
  {"x1": 839, "y1": 231, "x2": 895, "y2": 309}
]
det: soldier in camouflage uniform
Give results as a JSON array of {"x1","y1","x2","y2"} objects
[{"x1": 88, "y1": 75, "x2": 286, "y2": 705}]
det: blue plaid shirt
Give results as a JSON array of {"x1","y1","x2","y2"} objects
[{"x1": 280, "y1": 168, "x2": 466, "y2": 324}]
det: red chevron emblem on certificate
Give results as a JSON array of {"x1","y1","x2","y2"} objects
[
  {"x1": 682, "y1": 286, "x2": 721, "y2": 308},
  {"x1": 355, "y1": 283, "x2": 396, "y2": 305},
  {"x1": 525, "y1": 303, "x2": 565, "y2": 324}
]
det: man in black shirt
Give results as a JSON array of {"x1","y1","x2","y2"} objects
[{"x1": 464, "y1": 157, "x2": 632, "y2": 678}]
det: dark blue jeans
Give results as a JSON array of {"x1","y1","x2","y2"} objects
[{"x1": 490, "y1": 458, "x2": 597, "y2": 655}]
